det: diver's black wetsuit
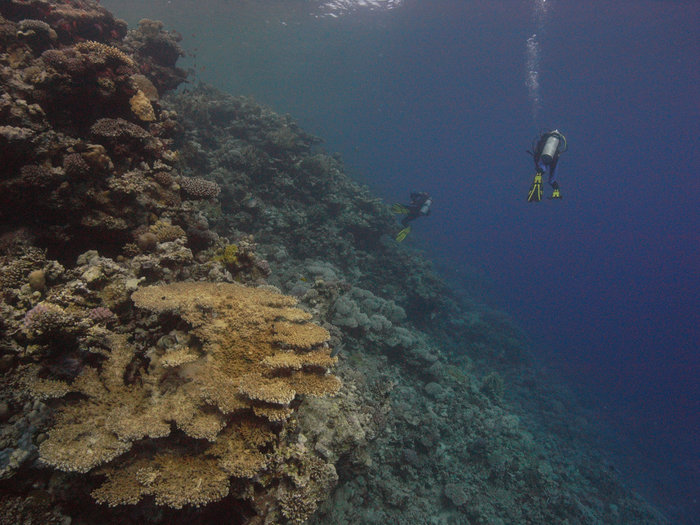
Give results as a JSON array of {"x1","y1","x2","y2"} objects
[{"x1": 401, "y1": 192, "x2": 432, "y2": 227}]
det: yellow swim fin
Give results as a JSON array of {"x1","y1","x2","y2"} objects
[
  {"x1": 392, "y1": 203, "x2": 409, "y2": 214},
  {"x1": 550, "y1": 188, "x2": 562, "y2": 199},
  {"x1": 527, "y1": 172, "x2": 543, "y2": 202},
  {"x1": 396, "y1": 226, "x2": 411, "y2": 242}
]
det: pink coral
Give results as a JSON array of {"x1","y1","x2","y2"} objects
[
  {"x1": 87, "y1": 307, "x2": 115, "y2": 324},
  {"x1": 22, "y1": 303, "x2": 66, "y2": 334}
]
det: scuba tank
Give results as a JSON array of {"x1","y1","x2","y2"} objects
[
  {"x1": 540, "y1": 135, "x2": 560, "y2": 165},
  {"x1": 539, "y1": 129, "x2": 567, "y2": 165},
  {"x1": 419, "y1": 197, "x2": 432, "y2": 215}
]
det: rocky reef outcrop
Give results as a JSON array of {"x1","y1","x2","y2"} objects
[{"x1": 0, "y1": 2, "x2": 339, "y2": 524}]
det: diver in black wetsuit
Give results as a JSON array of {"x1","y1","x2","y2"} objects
[
  {"x1": 392, "y1": 192, "x2": 432, "y2": 242},
  {"x1": 527, "y1": 129, "x2": 567, "y2": 202}
]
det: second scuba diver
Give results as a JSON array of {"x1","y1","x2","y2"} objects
[
  {"x1": 527, "y1": 129, "x2": 567, "y2": 202},
  {"x1": 392, "y1": 192, "x2": 432, "y2": 242}
]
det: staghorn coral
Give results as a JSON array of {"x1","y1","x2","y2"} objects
[{"x1": 36, "y1": 282, "x2": 339, "y2": 518}]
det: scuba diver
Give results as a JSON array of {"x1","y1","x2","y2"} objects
[
  {"x1": 527, "y1": 129, "x2": 567, "y2": 202},
  {"x1": 392, "y1": 192, "x2": 432, "y2": 242}
]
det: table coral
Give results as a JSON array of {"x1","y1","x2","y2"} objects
[{"x1": 35, "y1": 282, "x2": 339, "y2": 519}]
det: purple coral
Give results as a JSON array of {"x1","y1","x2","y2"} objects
[
  {"x1": 88, "y1": 307, "x2": 115, "y2": 324},
  {"x1": 23, "y1": 303, "x2": 66, "y2": 334},
  {"x1": 179, "y1": 177, "x2": 220, "y2": 200}
]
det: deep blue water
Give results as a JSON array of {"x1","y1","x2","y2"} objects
[{"x1": 106, "y1": 0, "x2": 699, "y2": 520}]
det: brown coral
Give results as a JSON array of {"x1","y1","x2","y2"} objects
[
  {"x1": 131, "y1": 74, "x2": 159, "y2": 101},
  {"x1": 36, "y1": 282, "x2": 339, "y2": 516},
  {"x1": 178, "y1": 176, "x2": 221, "y2": 200},
  {"x1": 130, "y1": 282, "x2": 339, "y2": 418},
  {"x1": 91, "y1": 118, "x2": 150, "y2": 141},
  {"x1": 149, "y1": 219, "x2": 186, "y2": 242},
  {"x1": 152, "y1": 171, "x2": 174, "y2": 187},
  {"x1": 129, "y1": 90, "x2": 156, "y2": 122},
  {"x1": 62, "y1": 153, "x2": 90, "y2": 178},
  {"x1": 75, "y1": 40, "x2": 135, "y2": 69}
]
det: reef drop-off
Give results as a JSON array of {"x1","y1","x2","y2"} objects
[{"x1": 0, "y1": 1, "x2": 668, "y2": 524}]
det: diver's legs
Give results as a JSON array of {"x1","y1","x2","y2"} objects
[{"x1": 550, "y1": 180, "x2": 562, "y2": 199}]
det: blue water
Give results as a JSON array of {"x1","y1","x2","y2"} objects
[{"x1": 107, "y1": 0, "x2": 700, "y2": 520}]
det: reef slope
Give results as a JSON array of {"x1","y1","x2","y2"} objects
[{"x1": 0, "y1": 1, "x2": 667, "y2": 524}]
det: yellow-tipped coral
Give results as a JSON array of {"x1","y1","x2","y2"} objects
[{"x1": 213, "y1": 243, "x2": 238, "y2": 265}]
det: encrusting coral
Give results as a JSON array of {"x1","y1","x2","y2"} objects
[
  {"x1": 129, "y1": 89, "x2": 156, "y2": 122},
  {"x1": 35, "y1": 282, "x2": 340, "y2": 518}
]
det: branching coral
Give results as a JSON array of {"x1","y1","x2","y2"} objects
[
  {"x1": 35, "y1": 282, "x2": 339, "y2": 518},
  {"x1": 148, "y1": 219, "x2": 186, "y2": 243},
  {"x1": 75, "y1": 41, "x2": 135, "y2": 69}
]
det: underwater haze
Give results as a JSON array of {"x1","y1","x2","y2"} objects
[{"x1": 104, "y1": 0, "x2": 699, "y2": 521}]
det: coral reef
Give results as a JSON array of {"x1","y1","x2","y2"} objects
[
  {"x1": 164, "y1": 85, "x2": 668, "y2": 525},
  {"x1": 0, "y1": 2, "x2": 669, "y2": 524},
  {"x1": 0, "y1": 0, "x2": 198, "y2": 260}
]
